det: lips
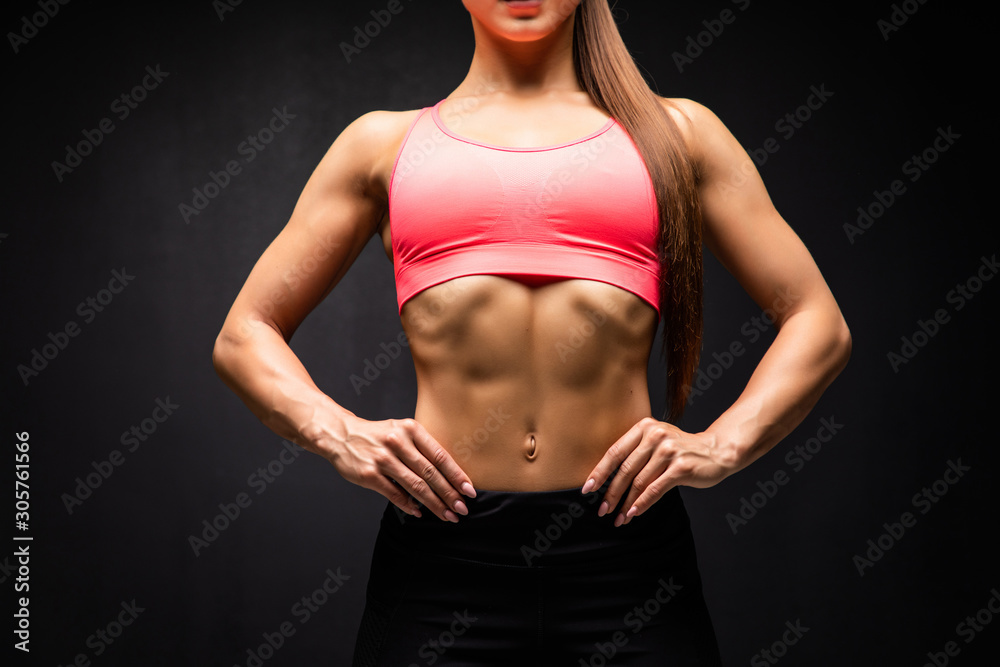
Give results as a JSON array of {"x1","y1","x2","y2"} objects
[{"x1": 502, "y1": 1, "x2": 544, "y2": 11}]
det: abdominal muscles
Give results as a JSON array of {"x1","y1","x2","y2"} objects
[{"x1": 400, "y1": 275, "x2": 658, "y2": 491}]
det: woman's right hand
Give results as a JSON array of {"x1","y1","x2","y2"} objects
[
  {"x1": 323, "y1": 413, "x2": 477, "y2": 522},
  {"x1": 211, "y1": 110, "x2": 477, "y2": 522}
]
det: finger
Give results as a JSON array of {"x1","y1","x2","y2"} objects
[
  {"x1": 404, "y1": 419, "x2": 477, "y2": 507},
  {"x1": 384, "y1": 458, "x2": 461, "y2": 523},
  {"x1": 606, "y1": 421, "x2": 675, "y2": 525},
  {"x1": 383, "y1": 420, "x2": 471, "y2": 522},
  {"x1": 601, "y1": 436, "x2": 656, "y2": 523},
  {"x1": 620, "y1": 442, "x2": 697, "y2": 525},
  {"x1": 388, "y1": 478, "x2": 426, "y2": 518},
  {"x1": 371, "y1": 475, "x2": 424, "y2": 518},
  {"x1": 407, "y1": 418, "x2": 477, "y2": 499},
  {"x1": 582, "y1": 419, "x2": 647, "y2": 496},
  {"x1": 620, "y1": 467, "x2": 681, "y2": 526}
]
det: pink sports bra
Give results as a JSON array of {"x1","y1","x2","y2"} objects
[{"x1": 388, "y1": 99, "x2": 662, "y2": 317}]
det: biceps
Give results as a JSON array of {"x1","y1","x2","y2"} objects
[
  {"x1": 224, "y1": 154, "x2": 384, "y2": 341},
  {"x1": 699, "y1": 154, "x2": 832, "y2": 320}
]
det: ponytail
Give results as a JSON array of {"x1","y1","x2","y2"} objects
[{"x1": 573, "y1": 0, "x2": 704, "y2": 423}]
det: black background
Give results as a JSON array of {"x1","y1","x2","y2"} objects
[{"x1": 3, "y1": 1, "x2": 996, "y2": 665}]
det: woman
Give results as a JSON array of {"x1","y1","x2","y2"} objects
[{"x1": 213, "y1": 0, "x2": 851, "y2": 664}]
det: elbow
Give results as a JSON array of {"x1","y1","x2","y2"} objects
[
  {"x1": 834, "y1": 317, "x2": 852, "y2": 373},
  {"x1": 212, "y1": 329, "x2": 237, "y2": 382}
]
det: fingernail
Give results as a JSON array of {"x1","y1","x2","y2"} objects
[
  {"x1": 614, "y1": 513, "x2": 624, "y2": 527},
  {"x1": 411, "y1": 508, "x2": 422, "y2": 518},
  {"x1": 626, "y1": 506, "x2": 637, "y2": 519},
  {"x1": 598, "y1": 501, "x2": 609, "y2": 517},
  {"x1": 581, "y1": 478, "x2": 595, "y2": 494},
  {"x1": 461, "y1": 482, "x2": 477, "y2": 498},
  {"x1": 444, "y1": 509, "x2": 459, "y2": 523},
  {"x1": 454, "y1": 500, "x2": 468, "y2": 515}
]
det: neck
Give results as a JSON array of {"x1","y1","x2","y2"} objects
[{"x1": 454, "y1": 12, "x2": 581, "y2": 100}]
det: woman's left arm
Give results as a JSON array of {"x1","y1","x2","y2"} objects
[{"x1": 584, "y1": 98, "x2": 852, "y2": 526}]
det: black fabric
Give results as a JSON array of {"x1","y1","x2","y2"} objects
[{"x1": 352, "y1": 478, "x2": 722, "y2": 666}]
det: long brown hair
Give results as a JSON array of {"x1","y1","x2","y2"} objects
[{"x1": 573, "y1": 0, "x2": 703, "y2": 423}]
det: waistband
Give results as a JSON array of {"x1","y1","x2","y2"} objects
[{"x1": 376, "y1": 478, "x2": 691, "y2": 568}]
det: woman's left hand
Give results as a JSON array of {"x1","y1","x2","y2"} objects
[{"x1": 581, "y1": 417, "x2": 740, "y2": 527}]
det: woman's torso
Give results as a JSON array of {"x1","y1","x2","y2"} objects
[{"x1": 372, "y1": 93, "x2": 660, "y2": 491}]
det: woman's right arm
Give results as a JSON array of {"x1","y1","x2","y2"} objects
[{"x1": 211, "y1": 110, "x2": 474, "y2": 522}]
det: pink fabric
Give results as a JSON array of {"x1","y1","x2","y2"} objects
[{"x1": 388, "y1": 99, "x2": 662, "y2": 317}]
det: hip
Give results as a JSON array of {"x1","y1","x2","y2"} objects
[
  {"x1": 355, "y1": 479, "x2": 723, "y2": 666},
  {"x1": 375, "y1": 476, "x2": 692, "y2": 569}
]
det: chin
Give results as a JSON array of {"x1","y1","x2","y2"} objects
[{"x1": 463, "y1": 0, "x2": 581, "y2": 40}]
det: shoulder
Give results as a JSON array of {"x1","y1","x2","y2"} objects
[
  {"x1": 319, "y1": 107, "x2": 426, "y2": 191},
  {"x1": 333, "y1": 107, "x2": 424, "y2": 161},
  {"x1": 654, "y1": 96, "x2": 733, "y2": 164},
  {"x1": 345, "y1": 108, "x2": 423, "y2": 142}
]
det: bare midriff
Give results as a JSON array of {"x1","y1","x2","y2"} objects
[{"x1": 399, "y1": 275, "x2": 658, "y2": 492}]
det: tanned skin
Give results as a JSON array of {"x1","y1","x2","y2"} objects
[{"x1": 213, "y1": 0, "x2": 851, "y2": 528}]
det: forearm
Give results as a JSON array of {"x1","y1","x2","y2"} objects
[
  {"x1": 703, "y1": 307, "x2": 851, "y2": 475},
  {"x1": 212, "y1": 318, "x2": 355, "y2": 457}
]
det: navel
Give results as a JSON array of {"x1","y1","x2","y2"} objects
[{"x1": 524, "y1": 433, "x2": 538, "y2": 461}]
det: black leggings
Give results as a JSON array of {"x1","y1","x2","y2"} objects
[{"x1": 352, "y1": 478, "x2": 722, "y2": 666}]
